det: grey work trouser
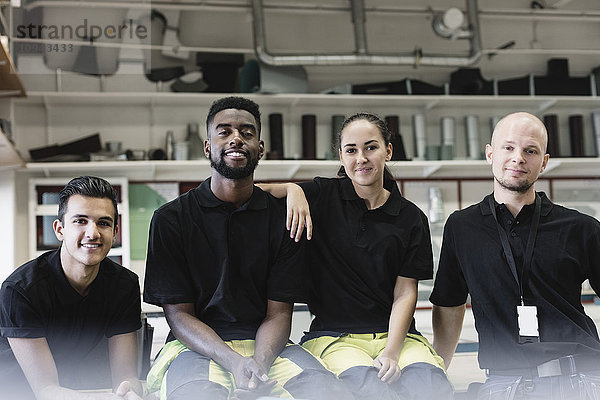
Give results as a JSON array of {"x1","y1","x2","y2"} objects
[{"x1": 476, "y1": 371, "x2": 600, "y2": 400}]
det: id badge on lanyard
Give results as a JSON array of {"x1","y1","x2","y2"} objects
[
  {"x1": 517, "y1": 305, "x2": 539, "y2": 343},
  {"x1": 489, "y1": 195, "x2": 542, "y2": 344}
]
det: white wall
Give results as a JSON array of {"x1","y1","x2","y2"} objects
[{"x1": 0, "y1": 170, "x2": 16, "y2": 281}]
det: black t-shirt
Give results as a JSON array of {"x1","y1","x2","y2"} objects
[
  {"x1": 0, "y1": 249, "x2": 142, "y2": 390},
  {"x1": 300, "y1": 177, "x2": 433, "y2": 335},
  {"x1": 430, "y1": 192, "x2": 600, "y2": 371},
  {"x1": 143, "y1": 179, "x2": 306, "y2": 341}
]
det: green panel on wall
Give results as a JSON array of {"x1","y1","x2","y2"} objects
[{"x1": 129, "y1": 183, "x2": 177, "y2": 260}]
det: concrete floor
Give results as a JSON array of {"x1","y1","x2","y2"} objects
[{"x1": 145, "y1": 300, "x2": 600, "y2": 393}]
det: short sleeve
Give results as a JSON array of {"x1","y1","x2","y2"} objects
[
  {"x1": 586, "y1": 217, "x2": 600, "y2": 296},
  {"x1": 299, "y1": 179, "x2": 322, "y2": 208},
  {"x1": 429, "y1": 212, "x2": 470, "y2": 307},
  {"x1": 106, "y1": 272, "x2": 142, "y2": 337},
  {"x1": 267, "y1": 230, "x2": 308, "y2": 304},
  {"x1": 399, "y1": 209, "x2": 434, "y2": 281},
  {"x1": 144, "y1": 209, "x2": 195, "y2": 306},
  {"x1": 0, "y1": 283, "x2": 45, "y2": 338}
]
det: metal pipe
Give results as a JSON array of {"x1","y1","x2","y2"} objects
[
  {"x1": 350, "y1": 0, "x2": 367, "y2": 55},
  {"x1": 481, "y1": 48, "x2": 600, "y2": 55},
  {"x1": 15, "y1": 36, "x2": 600, "y2": 58},
  {"x1": 19, "y1": 0, "x2": 595, "y2": 63},
  {"x1": 465, "y1": 0, "x2": 483, "y2": 59},
  {"x1": 480, "y1": 8, "x2": 600, "y2": 21},
  {"x1": 252, "y1": 0, "x2": 482, "y2": 67}
]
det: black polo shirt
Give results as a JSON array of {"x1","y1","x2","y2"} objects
[
  {"x1": 299, "y1": 177, "x2": 433, "y2": 335},
  {"x1": 143, "y1": 178, "x2": 306, "y2": 342},
  {"x1": 0, "y1": 249, "x2": 141, "y2": 390},
  {"x1": 430, "y1": 192, "x2": 600, "y2": 371}
]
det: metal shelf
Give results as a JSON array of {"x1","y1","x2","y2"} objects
[
  {"x1": 16, "y1": 91, "x2": 600, "y2": 112},
  {"x1": 23, "y1": 158, "x2": 600, "y2": 181}
]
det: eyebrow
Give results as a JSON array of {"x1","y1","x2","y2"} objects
[
  {"x1": 215, "y1": 123, "x2": 256, "y2": 131},
  {"x1": 502, "y1": 140, "x2": 541, "y2": 149},
  {"x1": 343, "y1": 139, "x2": 379, "y2": 148},
  {"x1": 71, "y1": 214, "x2": 114, "y2": 223}
]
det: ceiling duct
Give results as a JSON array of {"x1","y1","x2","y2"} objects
[{"x1": 251, "y1": 0, "x2": 483, "y2": 67}]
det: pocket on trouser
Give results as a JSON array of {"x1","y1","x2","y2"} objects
[
  {"x1": 401, "y1": 334, "x2": 447, "y2": 373},
  {"x1": 146, "y1": 340, "x2": 190, "y2": 394},
  {"x1": 581, "y1": 372, "x2": 600, "y2": 400},
  {"x1": 301, "y1": 335, "x2": 341, "y2": 359},
  {"x1": 477, "y1": 376, "x2": 521, "y2": 400}
]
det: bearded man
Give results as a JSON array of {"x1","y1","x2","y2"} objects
[{"x1": 143, "y1": 97, "x2": 352, "y2": 400}]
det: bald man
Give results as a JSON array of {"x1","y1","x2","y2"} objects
[{"x1": 430, "y1": 112, "x2": 600, "y2": 399}]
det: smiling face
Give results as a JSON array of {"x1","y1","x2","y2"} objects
[
  {"x1": 53, "y1": 195, "x2": 118, "y2": 271},
  {"x1": 204, "y1": 108, "x2": 264, "y2": 180},
  {"x1": 339, "y1": 119, "x2": 392, "y2": 189},
  {"x1": 486, "y1": 112, "x2": 549, "y2": 194}
]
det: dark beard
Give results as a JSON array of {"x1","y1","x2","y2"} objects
[
  {"x1": 495, "y1": 176, "x2": 534, "y2": 194},
  {"x1": 210, "y1": 149, "x2": 259, "y2": 180}
]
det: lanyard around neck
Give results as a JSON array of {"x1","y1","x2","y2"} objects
[{"x1": 488, "y1": 194, "x2": 542, "y2": 306}]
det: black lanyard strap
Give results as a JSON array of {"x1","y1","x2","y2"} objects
[{"x1": 488, "y1": 194, "x2": 542, "y2": 305}]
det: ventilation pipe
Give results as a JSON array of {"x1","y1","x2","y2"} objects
[{"x1": 251, "y1": 0, "x2": 482, "y2": 67}]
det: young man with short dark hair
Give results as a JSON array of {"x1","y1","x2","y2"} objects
[{"x1": 0, "y1": 176, "x2": 143, "y2": 400}]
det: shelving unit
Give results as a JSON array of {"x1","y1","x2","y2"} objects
[
  {"x1": 8, "y1": 90, "x2": 600, "y2": 167},
  {"x1": 4, "y1": 89, "x2": 600, "y2": 283},
  {"x1": 28, "y1": 177, "x2": 131, "y2": 268},
  {"x1": 14, "y1": 91, "x2": 600, "y2": 112},
  {"x1": 0, "y1": 129, "x2": 24, "y2": 169},
  {"x1": 23, "y1": 157, "x2": 600, "y2": 181},
  {"x1": 0, "y1": 41, "x2": 26, "y2": 98}
]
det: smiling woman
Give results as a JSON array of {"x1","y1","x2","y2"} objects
[
  {"x1": 338, "y1": 116, "x2": 393, "y2": 209},
  {"x1": 259, "y1": 112, "x2": 453, "y2": 400}
]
